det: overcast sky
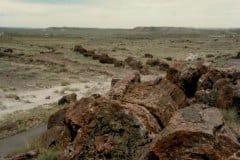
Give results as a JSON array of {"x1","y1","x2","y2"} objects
[{"x1": 0, "y1": 0, "x2": 239, "y2": 28}]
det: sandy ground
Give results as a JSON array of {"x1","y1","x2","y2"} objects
[{"x1": 0, "y1": 80, "x2": 111, "y2": 118}]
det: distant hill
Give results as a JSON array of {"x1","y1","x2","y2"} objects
[{"x1": 0, "y1": 26, "x2": 239, "y2": 38}]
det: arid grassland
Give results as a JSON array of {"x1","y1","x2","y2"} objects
[{"x1": 0, "y1": 27, "x2": 240, "y2": 159}]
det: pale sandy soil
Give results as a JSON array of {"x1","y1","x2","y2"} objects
[{"x1": 0, "y1": 80, "x2": 111, "y2": 118}]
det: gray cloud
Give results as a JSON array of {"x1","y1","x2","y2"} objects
[{"x1": 0, "y1": 0, "x2": 239, "y2": 28}]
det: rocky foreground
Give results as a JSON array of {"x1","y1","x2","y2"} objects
[{"x1": 9, "y1": 63, "x2": 240, "y2": 160}]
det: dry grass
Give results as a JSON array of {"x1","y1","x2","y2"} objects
[
  {"x1": 0, "y1": 103, "x2": 66, "y2": 139},
  {"x1": 5, "y1": 93, "x2": 19, "y2": 100},
  {"x1": 222, "y1": 108, "x2": 240, "y2": 136},
  {"x1": 6, "y1": 137, "x2": 59, "y2": 160},
  {"x1": 60, "y1": 80, "x2": 71, "y2": 86}
]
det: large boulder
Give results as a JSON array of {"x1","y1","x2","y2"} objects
[
  {"x1": 62, "y1": 97, "x2": 161, "y2": 160},
  {"x1": 145, "y1": 104, "x2": 240, "y2": 160}
]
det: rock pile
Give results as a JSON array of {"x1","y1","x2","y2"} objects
[
  {"x1": 41, "y1": 63, "x2": 240, "y2": 160},
  {"x1": 73, "y1": 45, "x2": 119, "y2": 65}
]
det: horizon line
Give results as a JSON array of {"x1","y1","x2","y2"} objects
[{"x1": 0, "y1": 25, "x2": 240, "y2": 30}]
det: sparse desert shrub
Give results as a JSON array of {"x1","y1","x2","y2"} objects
[
  {"x1": 37, "y1": 149, "x2": 59, "y2": 160},
  {"x1": 5, "y1": 93, "x2": 20, "y2": 100},
  {"x1": 222, "y1": 108, "x2": 240, "y2": 135},
  {"x1": 35, "y1": 82, "x2": 45, "y2": 88},
  {"x1": 61, "y1": 80, "x2": 70, "y2": 86},
  {"x1": 0, "y1": 102, "x2": 7, "y2": 110},
  {"x1": 222, "y1": 108, "x2": 239, "y2": 124}
]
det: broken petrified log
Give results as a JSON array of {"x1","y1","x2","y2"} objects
[
  {"x1": 108, "y1": 72, "x2": 141, "y2": 100},
  {"x1": 108, "y1": 73, "x2": 188, "y2": 126},
  {"x1": 145, "y1": 104, "x2": 240, "y2": 160},
  {"x1": 120, "y1": 78, "x2": 188, "y2": 126},
  {"x1": 62, "y1": 97, "x2": 162, "y2": 160}
]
